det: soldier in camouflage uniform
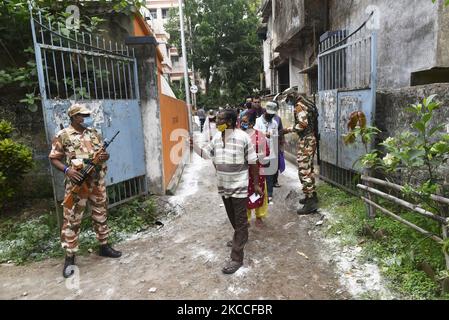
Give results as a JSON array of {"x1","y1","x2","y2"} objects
[
  {"x1": 49, "y1": 104, "x2": 122, "y2": 278},
  {"x1": 284, "y1": 94, "x2": 319, "y2": 215}
]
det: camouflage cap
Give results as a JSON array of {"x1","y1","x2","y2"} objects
[{"x1": 68, "y1": 103, "x2": 91, "y2": 117}]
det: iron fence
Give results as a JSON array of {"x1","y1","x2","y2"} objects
[
  {"x1": 318, "y1": 13, "x2": 375, "y2": 91},
  {"x1": 317, "y1": 12, "x2": 377, "y2": 194},
  {"x1": 29, "y1": 4, "x2": 147, "y2": 216},
  {"x1": 31, "y1": 9, "x2": 139, "y2": 101}
]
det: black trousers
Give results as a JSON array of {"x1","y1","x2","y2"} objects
[
  {"x1": 222, "y1": 197, "x2": 248, "y2": 263},
  {"x1": 200, "y1": 118, "x2": 206, "y2": 132}
]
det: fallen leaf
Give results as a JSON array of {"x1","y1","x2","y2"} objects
[{"x1": 296, "y1": 251, "x2": 309, "y2": 260}]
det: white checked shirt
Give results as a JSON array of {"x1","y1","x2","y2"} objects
[{"x1": 201, "y1": 129, "x2": 257, "y2": 199}]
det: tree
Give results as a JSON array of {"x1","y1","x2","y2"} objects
[{"x1": 165, "y1": 0, "x2": 262, "y2": 107}]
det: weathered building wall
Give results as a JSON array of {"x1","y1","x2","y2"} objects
[
  {"x1": 376, "y1": 83, "x2": 449, "y2": 142},
  {"x1": 437, "y1": 2, "x2": 449, "y2": 68},
  {"x1": 375, "y1": 83, "x2": 449, "y2": 187},
  {"x1": 263, "y1": 32, "x2": 272, "y2": 91},
  {"x1": 272, "y1": 0, "x2": 303, "y2": 50},
  {"x1": 328, "y1": 0, "x2": 448, "y2": 89},
  {"x1": 265, "y1": 0, "x2": 327, "y2": 95},
  {"x1": 127, "y1": 37, "x2": 166, "y2": 195}
]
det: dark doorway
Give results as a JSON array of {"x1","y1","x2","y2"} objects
[{"x1": 277, "y1": 63, "x2": 290, "y2": 93}]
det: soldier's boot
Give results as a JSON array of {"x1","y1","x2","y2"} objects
[
  {"x1": 99, "y1": 244, "x2": 122, "y2": 258},
  {"x1": 63, "y1": 255, "x2": 76, "y2": 278},
  {"x1": 299, "y1": 192, "x2": 317, "y2": 205},
  {"x1": 297, "y1": 196, "x2": 319, "y2": 215}
]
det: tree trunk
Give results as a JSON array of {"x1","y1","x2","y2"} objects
[{"x1": 205, "y1": 67, "x2": 211, "y2": 95}]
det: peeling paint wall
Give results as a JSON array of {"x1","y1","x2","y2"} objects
[
  {"x1": 272, "y1": 0, "x2": 303, "y2": 50},
  {"x1": 375, "y1": 83, "x2": 449, "y2": 187},
  {"x1": 328, "y1": 0, "x2": 447, "y2": 89},
  {"x1": 131, "y1": 42, "x2": 165, "y2": 195}
]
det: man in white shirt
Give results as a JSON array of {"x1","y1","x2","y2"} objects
[
  {"x1": 192, "y1": 109, "x2": 262, "y2": 274},
  {"x1": 254, "y1": 102, "x2": 279, "y2": 204}
]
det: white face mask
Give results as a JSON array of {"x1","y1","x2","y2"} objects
[{"x1": 82, "y1": 116, "x2": 94, "y2": 128}]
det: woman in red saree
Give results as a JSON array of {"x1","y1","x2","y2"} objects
[{"x1": 240, "y1": 111, "x2": 270, "y2": 228}]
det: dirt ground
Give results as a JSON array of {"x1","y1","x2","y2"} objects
[{"x1": 0, "y1": 153, "x2": 352, "y2": 300}]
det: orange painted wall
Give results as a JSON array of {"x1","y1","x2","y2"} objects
[{"x1": 160, "y1": 94, "x2": 189, "y2": 188}]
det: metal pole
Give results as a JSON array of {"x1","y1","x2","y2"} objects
[
  {"x1": 188, "y1": 17, "x2": 197, "y2": 109},
  {"x1": 178, "y1": 0, "x2": 193, "y2": 135}
]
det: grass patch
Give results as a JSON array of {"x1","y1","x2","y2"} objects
[
  {"x1": 317, "y1": 182, "x2": 447, "y2": 300},
  {"x1": 0, "y1": 196, "x2": 160, "y2": 264}
]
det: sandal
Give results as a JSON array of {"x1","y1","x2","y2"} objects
[{"x1": 222, "y1": 260, "x2": 243, "y2": 274}]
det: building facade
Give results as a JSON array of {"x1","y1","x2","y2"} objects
[
  {"x1": 259, "y1": 0, "x2": 449, "y2": 189},
  {"x1": 260, "y1": 0, "x2": 449, "y2": 95},
  {"x1": 144, "y1": 0, "x2": 205, "y2": 98}
]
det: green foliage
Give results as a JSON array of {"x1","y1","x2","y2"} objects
[
  {"x1": 349, "y1": 95, "x2": 449, "y2": 287},
  {"x1": 0, "y1": 196, "x2": 159, "y2": 264},
  {"x1": 372, "y1": 95, "x2": 449, "y2": 199},
  {"x1": 433, "y1": 0, "x2": 449, "y2": 6},
  {"x1": 0, "y1": 213, "x2": 61, "y2": 264},
  {"x1": 0, "y1": 0, "x2": 144, "y2": 110},
  {"x1": 0, "y1": 120, "x2": 34, "y2": 208},
  {"x1": 355, "y1": 95, "x2": 448, "y2": 205},
  {"x1": 318, "y1": 183, "x2": 447, "y2": 299},
  {"x1": 165, "y1": 0, "x2": 262, "y2": 107}
]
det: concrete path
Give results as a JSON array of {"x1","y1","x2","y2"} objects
[{"x1": 0, "y1": 150, "x2": 348, "y2": 300}]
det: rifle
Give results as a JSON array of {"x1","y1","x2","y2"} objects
[{"x1": 62, "y1": 131, "x2": 120, "y2": 209}]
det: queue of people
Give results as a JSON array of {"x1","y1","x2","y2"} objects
[
  {"x1": 193, "y1": 92, "x2": 319, "y2": 274},
  {"x1": 51, "y1": 91, "x2": 318, "y2": 278}
]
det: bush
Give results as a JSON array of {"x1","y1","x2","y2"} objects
[{"x1": 0, "y1": 119, "x2": 34, "y2": 208}]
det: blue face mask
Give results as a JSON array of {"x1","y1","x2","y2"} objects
[
  {"x1": 82, "y1": 116, "x2": 94, "y2": 128},
  {"x1": 241, "y1": 123, "x2": 249, "y2": 131}
]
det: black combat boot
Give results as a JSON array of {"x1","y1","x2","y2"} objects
[
  {"x1": 297, "y1": 196, "x2": 319, "y2": 215},
  {"x1": 63, "y1": 255, "x2": 76, "y2": 278},
  {"x1": 299, "y1": 192, "x2": 318, "y2": 205},
  {"x1": 99, "y1": 244, "x2": 122, "y2": 258}
]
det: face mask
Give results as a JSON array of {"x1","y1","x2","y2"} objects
[
  {"x1": 217, "y1": 123, "x2": 228, "y2": 132},
  {"x1": 82, "y1": 116, "x2": 94, "y2": 128},
  {"x1": 241, "y1": 123, "x2": 249, "y2": 131}
]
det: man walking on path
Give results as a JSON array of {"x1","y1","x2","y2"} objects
[
  {"x1": 49, "y1": 104, "x2": 122, "y2": 278},
  {"x1": 197, "y1": 107, "x2": 206, "y2": 133},
  {"x1": 192, "y1": 109, "x2": 262, "y2": 274}
]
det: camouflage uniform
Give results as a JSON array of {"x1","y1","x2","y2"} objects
[
  {"x1": 293, "y1": 101, "x2": 317, "y2": 199},
  {"x1": 49, "y1": 126, "x2": 109, "y2": 255}
]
